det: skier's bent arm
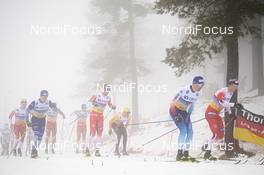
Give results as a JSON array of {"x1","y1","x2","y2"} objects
[
  {"x1": 107, "y1": 99, "x2": 116, "y2": 110},
  {"x1": 8, "y1": 110, "x2": 15, "y2": 120},
  {"x1": 58, "y1": 109, "x2": 66, "y2": 119},
  {"x1": 125, "y1": 116, "x2": 132, "y2": 128},
  {"x1": 109, "y1": 115, "x2": 118, "y2": 130},
  {"x1": 172, "y1": 89, "x2": 184, "y2": 102}
]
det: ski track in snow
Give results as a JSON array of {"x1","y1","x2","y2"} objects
[
  {"x1": 1, "y1": 96, "x2": 263, "y2": 175},
  {"x1": 0, "y1": 154, "x2": 263, "y2": 175}
]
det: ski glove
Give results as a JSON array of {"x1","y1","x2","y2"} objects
[
  {"x1": 234, "y1": 103, "x2": 243, "y2": 109},
  {"x1": 108, "y1": 129, "x2": 113, "y2": 135},
  {"x1": 26, "y1": 122, "x2": 32, "y2": 127},
  {"x1": 111, "y1": 105, "x2": 116, "y2": 110},
  {"x1": 174, "y1": 113, "x2": 183, "y2": 123}
]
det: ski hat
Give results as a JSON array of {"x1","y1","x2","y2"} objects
[
  {"x1": 192, "y1": 76, "x2": 205, "y2": 85},
  {"x1": 103, "y1": 83, "x2": 111, "y2": 92},
  {"x1": 20, "y1": 98, "x2": 27, "y2": 103},
  {"x1": 50, "y1": 102, "x2": 57, "y2": 109},
  {"x1": 81, "y1": 104, "x2": 87, "y2": 108},
  {"x1": 40, "y1": 90, "x2": 49, "y2": 96},
  {"x1": 228, "y1": 79, "x2": 239, "y2": 86},
  {"x1": 217, "y1": 91, "x2": 225, "y2": 100},
  {"x1": 123, "y1": 107, "x2": 130, "y2": 113}
]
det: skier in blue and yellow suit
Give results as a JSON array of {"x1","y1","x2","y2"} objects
[{"x1": 27, "y1": 90, "x2": 53, "y2": 158}]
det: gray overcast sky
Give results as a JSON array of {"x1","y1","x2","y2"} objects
[
  {"x1": 0, "y1": 0, "x2": 93, "y2": 120},
  {"x1": 0, "y1": 0, "x2": 232, "y2": 123}
]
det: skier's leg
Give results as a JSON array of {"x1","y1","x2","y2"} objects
[
  {"x1": 207, "y1": 117, "x2": 224, "y2": 149},
  {"x1": 175, "y1": 122, "x2": 187, "y2": 160},
  {"x1": 25, "y1": 128, "x2": 32, "y2": 156},
  {"x1": 174, "y1": 116, "x2": 188, "y2": 150},
  {"x1": 180, "y1": 121, "x2": 195, "y2": 160},
  {"x1": 215, "y1": 117, "x2": 224, "y2": 146},
  {"x1": 170, "y1": 106, "x2": 187, "y2": 160},
  {"x1": 185, "y1": 122, "x2": 193, "y2": 151},
  {"x1": 76, "y1": 123, "x2": 82, "y2": 153},
  {"x1": 204, "y1": 108, "x2": 221, "y2": 160},
  {"x1": 122, "y1": 126, "x2": 128, "y2": 155},
  {"x1": 81, "y1": 124, "x2": 86, "y2": 152},
  {"x1": 84, "y1": 112, "x2": 96, "y2": 156},
  {"x1": 95, "y1": 114, "x2": 104, "y2": 149},
  {"x1": 12, "y1": 123, "x2": 20, "y2": 156},
  {"x1": 89, "y1": 112, "x2": 97, "y2": 149},
  {"x1": 51, "y1": 122, "x2": 57, "y2": 153},
  {"x1": 31, "y1": 117, "x2": 46, "y2": 158},
  {"x1": 113, "y1": 125, "x2": 121, "y2": 155},
  {"x1": 52, "y1": 122, "x2": 57, "y2": 145},
  {"x1": 17, "y1": 124, "x2": 26, "y2": 156},
  {"x1": 45, "y1": 122, "x2": 51, "y2": 153}
]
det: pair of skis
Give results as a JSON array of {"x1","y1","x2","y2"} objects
[{"x1": 164, "y1": 156, "x2": 264, "y2": 165}]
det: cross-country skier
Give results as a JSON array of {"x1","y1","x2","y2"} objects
[
  {"x1": 203, "y1": 79, "x2": 243, "y2": 160},
  {"x1": 108, "y1": 107, "x2": 131, "y2": 156},
  {"x1": 26, "y1": 90, "x2": 53, "y2": 158},
  {"x1": 8, "y1": 99, "x2": 28, "y2": 156},
  {"x1": 85, "y1": 84, "x2": 116, "y2": 157},
  {"x1": 169, "y1": 76, "x2": 204, "y2": 161},
  {"x1": 70, "y1": 104, "x2": 89, "y2": 153},
  {"x1": 0, "y1": 123, "x2": 11, "y2": 156},
  {"x1": 25, "y1": 126, "x2": 34, "y2": 156},
  {"x1": 45, "y1": 102, "x2": 65, "y2": 154}
]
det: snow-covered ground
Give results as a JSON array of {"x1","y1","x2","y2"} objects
[
  {"x1": 1, "y1": 95, "x2": 263, "y2": 175},
  {"x1": 1, "y1": 153, "x2": 263, "y2": 175}
]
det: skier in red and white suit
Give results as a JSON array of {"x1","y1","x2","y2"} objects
[
  {"x1": 204, "y1": 79, "x2": 243, "y2": 160},
  {"x1": 85, "y1": 84, "x2": 116, "y2": 157},
  {"x1": 9, "y1": 99, "x2": 28, "y2": 157},
  {"x1": 45, "y1": 102, "x2": 65, "y2": 154},
  {"x1": 71, "y1": 104, "x2": 89, "y2": 153}
]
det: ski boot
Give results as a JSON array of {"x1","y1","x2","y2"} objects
[
  {"x1": 51, "y1": 148, "x2": 55, "y2": 154},
  {"x1": 204, "y1": 150, "x2": 217, "y2": 161},
  {"x1": 176, "y1": 149, "x2": 183, "y2": 161},
  {"x1": 13, "y1": 149, "x2": 17, "y2": 156},
  {"x1": 18, "y1": 148, "x2": 22, "y2": 157},
  {"x1": 114, "y1": 150, "x2": 121, "y2": 156},
  {"x1": 85, "y1": 148, "x2": 91, "y2": 157},
  {"x1": 114, "y1": 145, "x2": 121, "y2": 156},
  {"x1": 122, "y1": 150, "x2": 129, "y2": 156},
  {"x1": 95, "y1": 149, "x2": 101, "y2": 157},
  {"x1": 31, "y1": 149, "x2": 38, "y2": 159},
  {"x1": 75, "y1": 149, "x2": 79, "y2": 154},
  {"x1": 201, "y1": 143, "x2": 208, "y2": 152},
  {"x1": 181, "y1": 151, "x2": 197, "y2": 162}
]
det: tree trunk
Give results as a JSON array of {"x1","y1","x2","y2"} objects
[
  {"x1": 224, "y1": 0, "x2": 240, "y2": 157},
  {"x1": 251, "y1": 15, "x2": 264, "y2": 95},
  {"x1": 128, "y1": 0, "x2": 139, "y2": 131},
  {"x1": 225, "y1": 32, "x2": 240, "y2": 157}
]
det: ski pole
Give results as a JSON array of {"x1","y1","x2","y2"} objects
[
  {"x1": 61, "y1": 119, "x2": 65, "y2": 141},
  {"x1": 142, "y1": 117, "x2": 206, "y2": 147},
  {"x1": 128, "y1": 119, "x2": 173, "y2": 126},
  {"x1": 69, "y1": 117, "x2": 79, "y2": 125},
  {"x1": 7, "y1": 132, "x2": 25, "y2": 158},
  {"x1": 103, "y1": 109, "x2": 113, "y2": 121},
  {"x1": 68, "y1": 123, "x2": 75, "y2": 141}
]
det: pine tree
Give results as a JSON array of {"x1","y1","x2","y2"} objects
[{"x1": 155, "y1": 0, "x2": 264, "y2": 157}]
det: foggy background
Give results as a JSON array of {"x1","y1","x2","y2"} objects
[{"x1": 0, "y1": 0, "x2": 263, "y2": 124}]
